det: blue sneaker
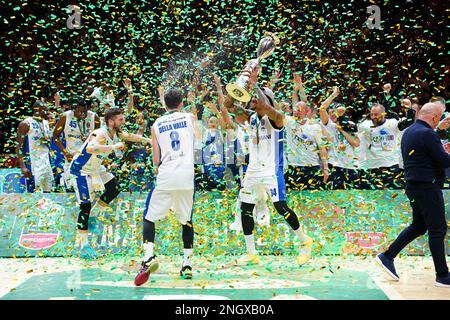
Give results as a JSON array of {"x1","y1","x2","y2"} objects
[
  {"x1": 79, "y1": 244, "x2": 101, "y2": 260},
  {"x1": 436, "y1": 274, "x2": 450, "y2": 288},
  {"x1": 376, "y1": 253, "x2": 400, "y2": 281}
]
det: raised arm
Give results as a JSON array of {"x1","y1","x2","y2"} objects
[
  {"x1": 397, "y1": 105, "x2": 416, "y2": 131},
  {"x1": 319, "y1": 87, "x2": 340, "y2": 125},
  {"x1": 292, "y1": 73, "x2": 307, "y2": 106},
  {"x1": 338, "y1": 126, "x2": 360, "y2": 148},
  {"x1": 255, "y1": 87, "x2": 284, "y2": 128},
  {"x1": 158, "y1": 85, "x2": 166, "y2": 109},
  {"x1": 118, "y1": 131, "x2": 151, "y2": 144},
  {"x1": 222, "y1": 66, "x2": 260, "y2": 125},
  {"x1": 123, "y1": 78, "x2": 134, "y2": 114},
  {"x1": 86, "y1": 131, "x2": 125, "y2": 155},
  {"x1": 267, "y1": 68, "x2": 281, "y2": 91},
  {"x1": 220, "y1": 104, "x2": 235, "y2": 129},
  {"x1": 205, "y1": 101, "x2": 227, "y2": 130},
  {"x1": 223, "y1": 94, "x2": 251, "y2": 125},
  {"x1": 213, "y1": 73, "x2": 225, "y2": 108},
  {"x1": 54, "y1": 92, "x2": 61, "y2": 111},
  {"x1": 191, "y1": 113, "x2": 201, "y2": 141}
]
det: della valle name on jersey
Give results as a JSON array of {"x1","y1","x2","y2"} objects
[{"x1": 158, "y1": 120, "x2": 188, "y2": 134}]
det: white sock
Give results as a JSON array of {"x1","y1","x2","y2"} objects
[
  {"x1": 78, "y1": 232, "x2": 89, "y2": 248},
  {"x1": 183, "y1": 248, "x2": 194, "y2": 267},
  {"x1": 244, "y1": 234, "x2": 257, "y2": 255},
  {"x1": 143, "y1": 242, "x2": 154, "y2": 261},
  {"x1": 294, "y1": 226, "x2": 308, "y2": 243}
]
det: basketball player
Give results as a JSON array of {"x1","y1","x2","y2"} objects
[
  {"x1": 134, "y1": 88, "x2": 200, "y2": 286},
  {"x1": 70, "y1": 108, "x2": 151, "y2": 259},
  {"x1": 224, "y1": 78, "x2": 314, "y2": 266},
  {"x1": 16, "y1": 100, "x2": 55, "y2": 193},
  {"x1": 53, "y1": 99, "x2": 100, "y2": 190}
]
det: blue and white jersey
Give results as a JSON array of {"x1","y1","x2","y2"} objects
[
  {"x1": 63, "y1": 110, "x2": 96, "y2": 154},
  {"x1": 202, "y1": 129, "x2": 224, "y2": 165},
  {"x1": 246, "y1": 113, "x2": 284, "y2": 178},
  {"x1": 22, "y1": 117, "x2": 52, "y2": 176},
  {"x1": 70, "y1": 127, "x2": 119, "y2": 176},
  {"x1": 153, "y1": 111, "x2": 195, "y2": 190}
]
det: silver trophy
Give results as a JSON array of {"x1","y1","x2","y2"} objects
[{"x1": 226, "y1": 32, "x2": 280, "y2": 103}]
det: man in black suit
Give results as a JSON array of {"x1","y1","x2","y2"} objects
[{"x1": 376, "y1": 102, "x2": 450, "y2": 288}]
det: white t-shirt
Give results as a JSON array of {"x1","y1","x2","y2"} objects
[
  {"x1": 153, "y1": 112, "x2": 195, "y2": 190},
  {"x1": 324, "y1": 120, "x2": 358, "y2": 169},
  {"x1": 358, "y1": 118, "x2": 401, "y2": 169},
  {"x1": 285, "y1": 116, "x2": 323, "y2": 167}
]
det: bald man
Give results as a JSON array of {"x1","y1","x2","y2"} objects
[
  {"x1": 377, "y1": 103, "x2": 450, "y2": 288},
  {"x1": 358, "y1": 102, "x2": 415, "y2": 189}
]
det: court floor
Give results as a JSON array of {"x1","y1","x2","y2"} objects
[{"x1": 1, "y1": 255, "x2": 449, "y2": 300}]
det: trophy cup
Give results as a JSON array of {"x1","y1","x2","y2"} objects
[{"x1": 226, "y1": 32, "x2": 280, "y2": 103}]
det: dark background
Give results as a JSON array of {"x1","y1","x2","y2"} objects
[{"x1": 0, "y1": 0, "x2": 449, "y2": 161}]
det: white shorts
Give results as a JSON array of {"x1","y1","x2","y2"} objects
[
  {"x1": 73, "y1": 171, "x2": 114, "y2": 204},
  {"x1": 63, "y1": 161, "x2": 77, "y2": 189},
  {"x1": 239, "y1": 174, "x2": 286, "y2": 204},
  {"x1": 144, "y1": 188, "x2": 194, "y2": 225}
]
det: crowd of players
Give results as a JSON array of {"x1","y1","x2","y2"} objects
[{"x1": 13, "y1": 72, "x2": 449, "y2": 195}]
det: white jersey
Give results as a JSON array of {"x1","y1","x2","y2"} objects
[
  {"x1": 70, "y1": 127, "x2": 120, "y2": 175},
  {"x1": 324, "y1": 120, "x2": 359, "y2": 169},
  {"x1": 22, "y1": 117, "x2": 52, "y2": 176},
  {"x1": 63, "y1": 110, "x2": 96, "y2": 154},
  {"x1": 246, "y1": 113, "x2": 284, "y2": 178},
  {"x1": 202, "y1": 128, "x2": 224, "y2": 165},
  {"x1": 285, "y1": 116, "x2": 323, "y2": 167},
  {"x1": 153, "y1": 112, "x2": 195, "y2": 190},
  {"x1": 224, "y1": 126, "x2": 248, "y2": 166},
  {"x1": 358, "y1": 118, "x2": 401, "y2": 169}
]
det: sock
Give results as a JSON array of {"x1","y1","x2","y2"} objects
[
  {"x1": 294, "y1": 226, "x2": 308, "y2": 243},
  {"x1": 244, "y1": 234, "x2": 257, "y2": 255},
  {"x1": 183, "y1": 248, "x2": 194, "y2": 267},
  {"x1": 143, "y1": 242, "x2": 154, "y2": 261},
  {"x1": 78, "y1": 232, "x2": 89, "y2": 248}
]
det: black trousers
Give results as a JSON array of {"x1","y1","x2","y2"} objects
[
  {"x1": 384, "y1": 185, "x2": 449, "y2": 277},
  {"x1": 285, "y1": 165, "x2": 325, "y2": 191},
  {"x1": 327, "y1": 165, "x2": 360, "y2": 190},
  {"x1": 359, "y1": 165, "x2": 404, "y2": 189}
]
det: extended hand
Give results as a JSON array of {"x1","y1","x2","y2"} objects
[
  {"x1": 444, "y1": 143, "x2": 450, "y2": 154},
  {"x1": 113, "y1": 142, "x2": 126, "y2": 151}
]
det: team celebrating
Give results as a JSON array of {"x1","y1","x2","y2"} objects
[{"x1": 14, "y1": 48, "x2": 450, "y2": 287}]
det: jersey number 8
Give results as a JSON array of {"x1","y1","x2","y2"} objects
[{"x1": 170, "y1": 131, "x2": 181, "y2": 151}]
